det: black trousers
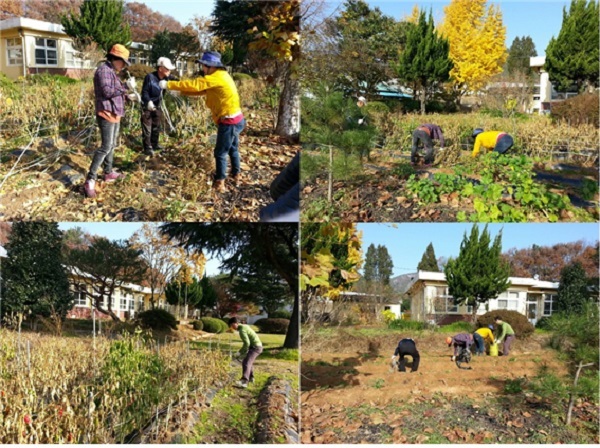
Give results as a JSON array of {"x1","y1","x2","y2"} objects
[
  {"x1": 411, "y1": 129, "x2": 434, "y2": 164},
  {"x1": 141, "y1": 108, "x2": 163, "y2": 151},
  {"x1": 394, "y1": 339, "x2": 420, "y2": 372}
]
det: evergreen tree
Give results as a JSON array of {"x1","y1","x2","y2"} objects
[
  {"x1": 417, "y1": 242, "x2": 440, "y2": 272},
  {"x1": 506, "y1": 36, "x2": 537, "y2": 76},
  {"x1": 545, "y1": 0, "x2": 599, "y2": 92},
  {"x1": 363, "y1": 244, "x2": 378, "y2": 283},
  {"x1": 164, "y1": 275, "x2": 203, "y2": 317},
  {"x1": 232, "y1": 267, "x2": 292, "y2": 317},
  {"x1": 376, "y1": 245, "x2": 393, "y2": 285},
  {"x1": 61, "y1": 0, "x2": 131, "y2": 53},
  {"x1": 444, "y1": 225, "x2": 511, "y2": 322},
  {"x1": 199, "y1": 275, "x2": 218, "y2": 317},
  {"x1": 556, "y1": 262, "x2": 590, "y2": 314},
  {"x1": 2, "y1": 222, "x2": 72, "y2": 329},
  {"x1": 395, "y1": 9, "x2": 453, "y2": 114},
  {"x1": 149, "y1": 30, "x2": 172, "y2": 65}
]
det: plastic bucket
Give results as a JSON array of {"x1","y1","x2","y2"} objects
[{"x1": 489, "y1": 343, "x2": 499, "y2": 357}]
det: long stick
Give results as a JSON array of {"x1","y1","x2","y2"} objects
[
  {"x1": 566, "y1": 361, "x2": 594, "y2": 425},
  {"x1": 328, "y1": 145, "x2": 333, "y2": 203}
]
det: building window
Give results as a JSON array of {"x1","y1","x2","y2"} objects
[
  {"x1": 434, "y1": 287, "x2": 458, "y2": 313},
  {"x1": 6, "y1": 37, "x2": 23, "y2": 65},
  {"x1": 73, "y1": 284, "x2": 87, "y2": 306},
  {"x1": 35, "y1": 38, "x2": 58, "y2": 65},
  {"x1": 543, "y1": 294, "x2": 555, "y2": 316},
  {"x1": 66, "y1": 50, "x2": 86, "y2": 68},
  {"x1": 497, "y1": 292, "x2": 519, "y2": 311}
]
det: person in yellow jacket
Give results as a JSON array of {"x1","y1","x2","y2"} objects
[
  {"x1": 473, "y1": 324, "x2": 495, "y2": 355},
  {"x1": 159, "y1": 51, "x2": 245, "y2": 192},
  {"x1": 471, "y1": 128, "x2": 514, "y2": 157}
]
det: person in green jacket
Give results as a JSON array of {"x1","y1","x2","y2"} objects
[
  {"x1": 229, "y1": 317, "x2": 263, "y2": 388},
  {"x1": 494, "y1": 316, "x2": 516, "y2": 356}
]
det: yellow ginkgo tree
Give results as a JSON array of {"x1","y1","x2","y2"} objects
[{"x1": 439, "y1": 0, "x2": 507, "y2": 97}]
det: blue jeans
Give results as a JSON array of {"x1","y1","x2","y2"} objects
[
  {"x1": 473, "y1": 333, "x2": 485, "y2": 354},
  {"x1": 214, "y1": 119, "x2": 245, "y2": 181},
  {"x1": 88, "y1": 117, "x2": 119, "y2": 180}
]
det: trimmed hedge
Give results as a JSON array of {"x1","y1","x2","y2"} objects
[
  {"x1": 476, "y1": 310, "x2": 535, "y2": 339},
  {"x1": 254, "y1": 318, "x2": 289, "y2": 335},
  {"x1": 388, "y1": 319, "x2": 430, "y2": 331},
  {"x1": 269, "y1": 310, "x2": 292, "y2": 319},
  {"x1": 136, "y1": 309, "x2": 178, "y2": 331},
  {"x1": 126, "y1": 63, "x2": 154, "y2": 80},
  {"x1": 191, "y1": 320, "x2": 204, "y2": 331},
  {"x1": 551, "y1": 93, "x2": 599, "y2": 128},
  {"x1": 200, "y1": 317, "x2": 228, "y2": 334}
]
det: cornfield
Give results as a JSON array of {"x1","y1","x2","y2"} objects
[{"x1": 0, "y1": 329, "x2": 230, "y2": 443}]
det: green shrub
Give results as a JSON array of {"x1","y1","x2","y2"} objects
[
  {"x1": 387, "y1": 319, "x2": 429, "y2": 331},
  {"x1": 0, "y1": 72, "x2": 20, "y2": 99},
  {"x1": 191, "y1": 320, "x2": 204, "y2": 331},
  {"x1": 476, "y1": 310, "x2": 535, "y2": 339},
  {"x1": 535, "y1": 316, "x2": 552, "y2": 329},
  {"x1": 136, "y1": 309, "x2": 178, "y2": 331},
  {"x1": 269, "y1": 310, "x2": 292, "y2": 319},
  {"x1": 232, "y1": 72, "x2": 253, "y2": 81},
  {"x1": 254, "y1": 318, "x2": 289, "y2": 334},
  {"x1": 127, "y1": 63, "x2": 154, "y2": 80},
  {"x1": 28, "y1": 73, "x2": 79, "y2": 86},
  {"x1": 440, "y1": 321, "x2": 475, "y2": 333},
  {"x1": 201, "y1": 317, "x2": 227, "y2": 334}
]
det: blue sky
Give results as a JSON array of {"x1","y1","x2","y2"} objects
[
  {"x1": 57, "y1": 222, "x2": 222, "y2": 276},
  {"x1": 357, "y1": 223, "x2": 599, "y2": 277},
  {"x1": 141, "y1": 0, "x2": 571, "y2": 56}
]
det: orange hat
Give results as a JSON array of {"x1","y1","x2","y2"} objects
[
  {"x1": 445, "y1": 337, "x2": 452, "y2": 345},
  {"x1": 107, "y1": 44, "x2": 130, "y2": 66}
]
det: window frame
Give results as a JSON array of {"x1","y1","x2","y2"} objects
[
  {"x1": 6, "y1": 37, "x2": 23, "y2": 66},
  {"x1": 34, "y1": 37, "x2": 58, "y2": 66}
]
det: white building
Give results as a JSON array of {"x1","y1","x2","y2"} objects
[
  {"x1": 529, "y1": 56, "x2": 579, "y2": 114},
  {"x1": 406, "y1": 270, "x2": 559, "y2": 326}
]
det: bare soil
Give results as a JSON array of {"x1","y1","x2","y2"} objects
[{"x1": 301, "y1": 331, "x2": 598, "y2": 444}]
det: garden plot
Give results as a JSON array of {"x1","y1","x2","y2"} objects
[
  {"x1": 0, "y1": 77, "x2": 297, "y2": 222},
  {"x1": 301, "y1": 329, "x2": 598, "y2": 444}
]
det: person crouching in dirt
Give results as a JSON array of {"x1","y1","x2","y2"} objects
[
  {"x1": 446, "y1": 333, "x2": 474, "y2": 361},
  {"x1": 411, "y1": 124, "x2": 444, "y2": 167},
  {"x1": 494, "y1": 316, "x2": 516, "y2": 356},
  {"x1": 228, "y1": 317, "x2": 263, "y2": 388},
  {"x1": 471, "y1": 128, "x2": 514, "y2": 157},
  {"x1": 160, "y1": 51, "x2": 245, "y2": 193},
  {"x1": 140, "y1": 57, "x2": 176, "y2": 157},
  {"x1": 84, "y1": 44, "x2": 138, "y2": 198},
  {"x1": 473, "y1": 324, "x2": 495, "y2": 356},
  {"x1": 391, "y1": 338, "x2": 420, "y2": 372}
]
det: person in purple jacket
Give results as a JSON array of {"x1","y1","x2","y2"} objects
[
  {"x1": 411, "y1": 124, "x2": 445, "y2": 166},
  {"x1": 446, "y1": 333, "x2": 474, "y2": 361},
  {"x1": 84, "y1": 44, "x2": 137, "y2": 198}
]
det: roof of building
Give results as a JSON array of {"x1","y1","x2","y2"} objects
[{"x1": 0, "y1": 17, "x2": 67, "y2": 34}]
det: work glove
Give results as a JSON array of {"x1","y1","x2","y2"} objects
[
  {"x1": 127, "y1": 93, "x2": 140, "y2": 103},
  {"x1": 147, "y1": 100, "x2": 156, "y2": 111},
  {"x1": 159, "y1": 80, "x2": 168, "y2": 90},
  {"x1": 451, "y1": 355, "x2": 456, "y2": 361},
  {"x1": 358, "y1": 118, "x2": 365, "y2": 125},
  {"x1": 125, "y1": 77, "x2": 137, "y2": 91}
]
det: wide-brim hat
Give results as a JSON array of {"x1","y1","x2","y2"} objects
[
  {"x1": 107, "y1": 44, "x2": 130, "y2": 66},
  {"x1": 196, "y1": 51, "x2": 225, "y2": 68}
]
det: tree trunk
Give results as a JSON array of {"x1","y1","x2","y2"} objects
[
  {"x1": 94, "y1": 296, "x2": 122, "y2": 322},
  {"x1": 283, "y1": 289, "x2": 299, "y2": 349},
  {"x1": 274, "y1": 61, "x2": 300, "y2": 143},
  {"x1": 420, "y1": 87, "x2": 426, "y2": 115}
]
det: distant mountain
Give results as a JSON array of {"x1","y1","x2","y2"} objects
[{"x1": 390, "y1": 272, "x2": 418, "y2": 294}]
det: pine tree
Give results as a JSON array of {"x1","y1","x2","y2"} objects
[
  {"x1": 439, "y1": 0, "x2": 507, "y2": 96},
  {"x1": 545, "y1": 0, "x2": 600, "y2": 92},
  {"x1": 417, "y1": 242, "x2": 440, "y2": 272},
  {"x1": 444, "y1": 225, "x2": 511, "y2": 322},
  {"x1": 506, "y1": 36, "x2": 537, "y2": 76},
  {"x1": 556, "y1": 262, "x2": 590, "y2": 314},
  {"x1": 61, "y1": 0, "x2": 131, "y2": 53},
  {"x1": 199, "y1": 275, "x2": 218, "y2": 317},
  {"x1": 376, "y1": 245, "x2": 393, "y2": 285},
  {"x1": 2, "y1": 222, "x2": 72, "y2": 329},
  {"x1": 363, "y1": 244, "x2": 378, "y2": 283},
  {"x1": 395, "y1": 9, "x2": 453, "y2": 115}
]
